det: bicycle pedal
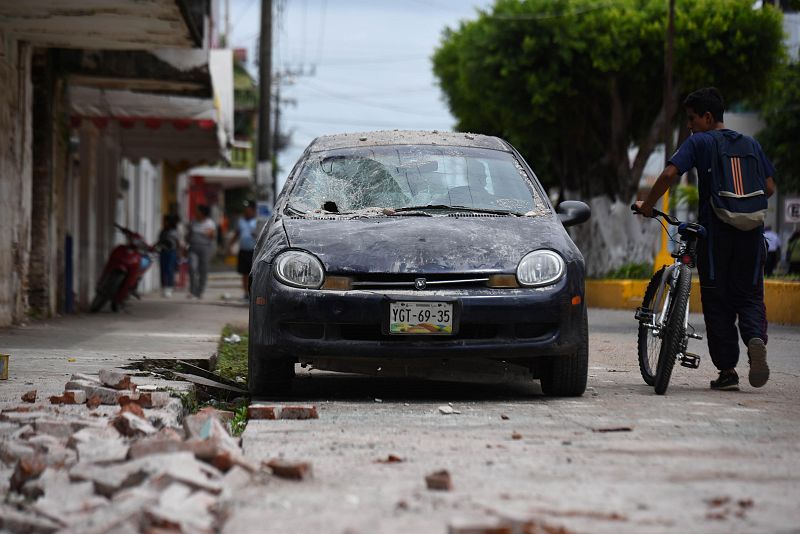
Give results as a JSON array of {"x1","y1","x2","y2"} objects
[
  {"x1": 687, "y1": 332, "x2": 703, "y2": 340},
  {"x1": 635, "y1": 307, "x2": 653, "y2": 322},
  {"x1": 680, "y1": 352, "x2": 700, "y2": 369}
]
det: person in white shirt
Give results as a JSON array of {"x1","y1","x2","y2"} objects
[{"x1": 187, "y1": 205, "x2": 216, "y2": 298}]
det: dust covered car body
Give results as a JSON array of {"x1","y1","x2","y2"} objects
[{"x1": 248, "y1": 131, "x2": 590, "y2": 396}]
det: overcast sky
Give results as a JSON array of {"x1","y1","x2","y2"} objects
[{"x1": 227, "y1": 0, "x2": 494, "y2": 190}]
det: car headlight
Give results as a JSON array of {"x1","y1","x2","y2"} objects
[
  {"x1": 516, "y1": 250, "x2": 565, "y2": 287},
  {"x1": 273, "y1": 250, "x2": 325, "y2": 289}
]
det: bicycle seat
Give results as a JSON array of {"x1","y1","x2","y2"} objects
[{"x1": 678, "y1": 222, "x2": 706, "y2": 238}]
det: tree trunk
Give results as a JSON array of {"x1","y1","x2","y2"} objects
[{"x1": 567, "y1": 194, "x2": 662, "y2": 278}]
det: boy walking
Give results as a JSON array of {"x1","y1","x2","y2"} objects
[{"x1": 635, "y1": 87, "x2": 776, "y2": 391}]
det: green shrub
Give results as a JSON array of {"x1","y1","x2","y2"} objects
[{"x1": 603, "y1": 262, "x2": 653, "y2": 279}]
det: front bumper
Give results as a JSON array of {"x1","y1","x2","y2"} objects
[{"x1": 249, "y1": 264, "x2": 585, "y2": 361}]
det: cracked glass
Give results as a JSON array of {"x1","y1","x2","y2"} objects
[{"x1": 286, "y1": 145, "x2": 548, "y2": 216}]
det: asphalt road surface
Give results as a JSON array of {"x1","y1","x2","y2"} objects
[{"x1": 233, "y1": 308, "x2": 800, "y2": 534}]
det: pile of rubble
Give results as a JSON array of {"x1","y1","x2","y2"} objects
[{"x1": 0, "y1": 369, "x2": 267, "y2": 533}]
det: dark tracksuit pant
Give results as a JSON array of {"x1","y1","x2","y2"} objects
[{"x1": 696, "y1": 216, "x2": 768, "y2": 371}]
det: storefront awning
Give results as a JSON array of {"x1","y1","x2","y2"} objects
[{"x1": 68, "y1": 49, "x2": 234, "y2": 165}]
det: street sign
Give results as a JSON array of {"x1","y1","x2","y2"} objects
[{"x1": 786, "y1": 198, "x2": 800, "y2": 223}]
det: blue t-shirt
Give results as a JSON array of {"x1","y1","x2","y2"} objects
[
  {"x1": 667, "y1": 129, "x2": 775, "y2": 225},
  {"x1": 238, "y1": 216, "x2": 258, "y2": 251}
]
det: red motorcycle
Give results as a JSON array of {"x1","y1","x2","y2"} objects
[{"x1": 90, "y1": 224, "x2": 156, "y2": 313}]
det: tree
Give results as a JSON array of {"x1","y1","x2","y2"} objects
[
  {"x1": 432, "y1": 0, "x2": 784, "y2": 275},
  {"x1": 759, "y1": 61, "x2": 800, "y2": 193}
]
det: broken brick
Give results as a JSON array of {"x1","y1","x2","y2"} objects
[
  {"x1": 119, "y1": 397, "x2": 146, "y2": 418},
  {"x1": 246, "y1": 405, "x2": 276, "y2": 420},
  {"x1": 113, "y1": 412, "x2": 157, "y2": 437},
  {"x1": 511, "y1": 432, "x2": 523, "y2": 440},
  {"x1": 500, "y1": 414, "x2": 510, "y2": 420},
  {"x1": 265, "y1": 459, "x2": 312, "y2": 480},
  {"x1": 86, "y1": 395, "x2": 102, "y2": 409},
  {"x1": 425, "y1": 469, "x2": 453, "y2": 491},
  {"x1": 49, "y1": 390, "x2": 87, "y2": 405},
  {"x1": 247, "y1": 405, "x2": 318, "y2": 420},
  {"x1": 10, "y1": 455, "x2": 47, "y2": 492},
  {"x1": 99, "y1": 369, "x2": 135, "y2": 390},
  {"x1": 375, "y1": 454, "x2": 404, "y2": 464},
  {"x1": 21, "y1": 390, "x2": 37, "y2": 403},
  {"x1": 280, "y1": 406, "x2": 319, "y2": 420},
  {"x1": 137, "y1": 391, "x2": 170, "y2": 409}
]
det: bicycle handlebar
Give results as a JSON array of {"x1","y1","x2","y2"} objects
[{"x1": 630, "y1": 204, "x2": 679, "y2": 226}]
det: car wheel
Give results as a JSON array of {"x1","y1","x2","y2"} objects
[
  {"x1": 248, "y1": 342, "x2": 295, "y2": 397},
  {"x1": 540, "y1": 306, "x2": 588, "y2": 397}
]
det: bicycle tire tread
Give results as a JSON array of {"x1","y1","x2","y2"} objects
[
  {"x1": 637, "y1": 267, "x2": 666, "y2": 386},
  {"x1": 654, "y1": 265, "x2": 691, "y2": 395}
]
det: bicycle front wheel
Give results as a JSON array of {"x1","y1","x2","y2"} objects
[
  {"x1": 654, "y1": 265, "x2": 691, "y2": 395},
  {"x1": 638, "y1": 267, "x2": 667, "y2": 386}
]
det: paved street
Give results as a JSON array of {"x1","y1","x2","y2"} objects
[
  {"x1": 2, "y1": 291, "x2": 799, "y2": 533},
  {"x1": 232, "y1": 309, "x2": 800, "y2": 534}
]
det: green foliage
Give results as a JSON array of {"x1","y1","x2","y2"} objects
[
  {"x1": 601, "y1": 262, "x2": 653, "y2": 279},
  {"x1": 432, "y1": 0, "x2": 784, "y2": 200},
  {"x1": 216, "y1": 324, "x2": 248, "y2": 383},
  {"x1": 758, "y1": 61, "x2": 800, "y2": 192},
  {"x1": 670, "y1": 184, "x2": 699, "y2": 211},
  {"x1": 230, "y1": 403, "x2": 249, "y2": 437}
]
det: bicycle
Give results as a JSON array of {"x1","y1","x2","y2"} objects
[{"x1": 632, "y1": 205, "x2": 706, "y2": 395}]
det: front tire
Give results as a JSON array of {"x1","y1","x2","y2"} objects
[
  {"x1": 540, "y1": 306, "x2": 588, "y2": 397},
  {"x1": 638, "y1": 267, "x2": 667, "y2": 386},
  {"x1": 248, "y1": 342, "x2": 295, "y2": 397},
  {"x1": 654, "y1": 265, "x2": 691, "y2": 395}
]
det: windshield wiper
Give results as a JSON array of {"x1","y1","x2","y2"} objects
[
  {"x1": 393, "y1": 204, "x2": 521, "y2": 216},
  {"x1": 284, "y1": 204, "x2": 307, "y2": 216}
]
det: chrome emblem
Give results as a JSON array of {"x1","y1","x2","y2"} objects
[{"x1": 414, "y1": 278, "x2": 427, "y2": 290}]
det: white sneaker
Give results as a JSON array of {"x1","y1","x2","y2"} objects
[{"x1": 163, "y1": 288, "x2": 173, "y2": 298}]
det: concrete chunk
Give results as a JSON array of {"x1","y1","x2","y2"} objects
[
  {"x1": 0, "y1": 504, "x2": 59, "y2": 533},
  {"x1": 49, "y1": 390, "x2": 87, "y2": 405},
  {"x1": 99, "y1": 369, "x2": 135, "y2": 391},
  {"x1": 265, "y1": 459, "x2": 312, "y2": 480},
  {"x1": 21, "y1": 390, "x2": 37, "y2": 403},
  {"x1": 136, "y1": 391, "x2": 170, "y2": 408},
  {"x1": 112, "y1": 412, "x2": 157, "y2": 437},
  {"x1": 247, "y1": 404, "x2": 318, "y2": 420}
]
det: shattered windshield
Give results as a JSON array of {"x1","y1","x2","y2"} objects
[{"x1": 286, "y1": 145, "x2": 548, "y2": 216}]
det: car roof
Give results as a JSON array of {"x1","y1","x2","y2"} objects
[{"x1": 307, "y1": 130, "x2": 510, "y2": 153}]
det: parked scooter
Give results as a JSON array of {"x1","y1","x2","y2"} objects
[{"x1": 90, "y1": 224, "x2": 156, "y2": 313}]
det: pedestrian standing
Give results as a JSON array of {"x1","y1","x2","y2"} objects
[
  {"x1": 187, "y1": 205, "x2": 216, "y2": 299},
  {"x1": 787, "y1": 230, "x2": 800, "y2": 275},
  {"x1": 227, "y1": 200, "x2": 259, "y2": 299},
  {"x1": 763, "y1": 226, "x2": 781, "y2": 276},
  {"x1": 635, "y1": 87, "x2": 776, "y2": 391},
  {"x1": 157, "y1": 214, "x2": 181, "y2": 298}
]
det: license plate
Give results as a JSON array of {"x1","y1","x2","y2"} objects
[{"x1": 388, "y1": 301, "x2": 453, "y2": 335}]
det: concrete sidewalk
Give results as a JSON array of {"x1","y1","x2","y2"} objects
[{"x1": 0, "y1": 273, "x2": 248, "y2": 403}]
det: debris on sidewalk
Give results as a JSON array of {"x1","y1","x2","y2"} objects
[
  {"x1": 375, "y1": 454, "x2": 404, "y2": 464},
  {"x1": 264, "y1": 459, "x2": 313, "y2": 480},
  {"x1": 247, "y1": 404, "x2": 319, "y2": 420},
  {"x1": 0, "y1": 367, "x2": 272, "y2": 533},
  {"x1": 592, "y1": 426, "x2": 633, "y2": 433},
  {"x1": 222, "y1": 333, "x2": 241, "y2": 344},
  {"x1": 20, "y1": 391, "x2": 36, "y2": 403},
  {"x1": 425, "y1": 469, "x2": 453, "y2": 491},
  {"x1": 438, "y1": 405, "x2": 461, "y2": 415}
]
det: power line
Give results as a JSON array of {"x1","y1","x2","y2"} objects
[
  {"x1": 287, "y1": 114, "x2": 447, "y2": 129},
  {"x1": 231, "y1": 0, "x2": 258, "y2": 32},
  {"x1": 297, "y1": 79, "x2": 444, "y2": 116}
]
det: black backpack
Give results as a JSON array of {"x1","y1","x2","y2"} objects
[{"x1": 708, "y1": 130, "x2": 768, "y2": 231}]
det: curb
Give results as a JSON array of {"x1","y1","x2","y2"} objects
[{"x1": 586, "y1": 279, "x2": 800, "y2": 325}]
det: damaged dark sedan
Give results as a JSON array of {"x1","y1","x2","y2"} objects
[{"x1": 248, "y1": 131, "x2": 591, "y2": 396}]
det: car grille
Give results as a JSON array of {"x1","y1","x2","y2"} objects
[
  {"x1": 281, "y1": 322, "x2": 556, "y2": 342},
  {"x1": 348, "y1": 273, "x2": 491, "y2": 290}
]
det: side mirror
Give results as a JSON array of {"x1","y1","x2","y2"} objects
[{"x1": 556, "y1": 200, "x2": 591, "y2": 227}]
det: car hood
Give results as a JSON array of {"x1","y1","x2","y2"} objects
[{"x1": 282, "y1": 215, "x2": 577, "y2": 273}]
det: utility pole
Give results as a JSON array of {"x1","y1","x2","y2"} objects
[
  {"x1": 655, "y1": 0, "x2": 676, "y2": 272},
  {"x1": 272, "y1": 80, "x2": 281, "y2": 201},
  {"x1": 257, "y1": 0, "x2": 273, "y2": 206}
]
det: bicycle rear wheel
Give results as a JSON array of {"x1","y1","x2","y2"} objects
[
  {"x1": 654, "y1": 265, "x2": 691, "y2": 395},
  {"x1": 637, "y1": 267, "x2": 667, "y2": 386}
]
